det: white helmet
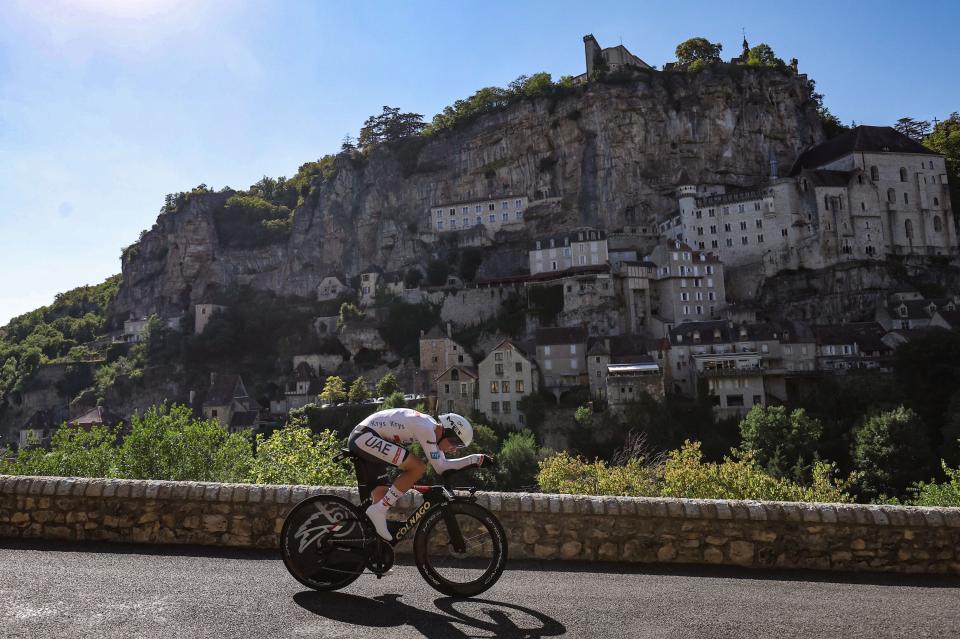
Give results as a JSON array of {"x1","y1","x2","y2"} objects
[{"x1": 438, "y1": 413, "x2": 473, "y2": 448}]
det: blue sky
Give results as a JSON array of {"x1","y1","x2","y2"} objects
[{"x1": 1, "y1": 0, "x2": 958, "y2": 325}]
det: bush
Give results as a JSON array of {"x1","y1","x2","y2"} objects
[
  {"x1": 250, "y1": 423, "x2": 352, "y2": 486},
  {"x1": 537, "y1": 452, "x2": 657, "y2": 497},
  {"x1": 0, "y1": 424, "x2": 116, "y2": 478},
  {"x1": 213, "y1": 194, "x2": 293, "y2": 248},
  {"x1": 114, "y1": 403, "x2": 253, "y2": 483},
  {"x1": 853, "y1": 406, "x2": 934, "y2": 500}
]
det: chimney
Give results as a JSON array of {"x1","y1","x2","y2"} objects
[
  {"x1": 446, "y1": 321, "x2": 452, "y2": 338},
  {"x1": 189, "y1": 390, "x2": 196, "y2": 405},
  {"x1": 210, "y1": 372, "x2": 217, "y2": 387}
]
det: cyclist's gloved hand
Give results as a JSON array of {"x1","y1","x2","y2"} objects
[{"x1": 478, "y1": 454, "x2": 496, "y2": 468}]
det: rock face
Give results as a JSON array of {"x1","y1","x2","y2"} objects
[{"x1": 112, "y1": 68, "x2": 823, "y2": 321}]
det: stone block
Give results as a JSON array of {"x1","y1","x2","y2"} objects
[
  {"x1": 751, "y1": 530, "x2": 778, "y2": 543},
  {"x1": 603, "y1": 498, "x2": 620, "y2": 516},
  {"x1": 55, "y1": 480, "x2": 74, "y2": 497},
  {"x1": 729, "y1": 540, "x2": 754, "y2": 565},
  {"x1": 144, "y1": 482, "x2": 160, "y2": 499},
  {"x1": 520, "y1": 494, "x2": 534, "y2": 513},
  {"x1": 172, "y1": 483, "x2": 191, "y2": 500},
  {"x1": 218, "y1": 486, "x2": 234, "y2": 502},
  {"x1": 560, "y1": 541, "x2": 583, "y2": 559},
  {"x1": 851, "y1": 538, "x2": 867, "y2": 550},
  {"x1": 682, "y1": 502, "x2": 701, "y2": 519},
  {"x1": 656, "y1": 544, "x2": 677, "y2": 561},
  {"x1": 819, "y1": 506, "x2": 837, "y2": 524},
  {"x1": 800, "y1": 506, "x2": 821, "y2": 523},
  {"x1": 714, "y1": 502, "x2": 733, "y2": 520},
  {"x1": 117, "y1": 482, "x2": 132, "y2": 499},
  {"x1": 942, "y1": 509, "x2": 960, "y2": 528},
  {"x1": 922, "y1": 510, "x2": 945, "y2": 527},
  {"x1": 885, "y1": 508, "x2": 907, "y2": 527},
  {"x1": 704, "y1": 547, "x2": 724, "y2": 563},
  {"x1": 202, "y1": 515, "x2": 228, "y2": 533},
  {"x1": 549, "y1": 496, "x2": 561, "y2": 514},
  {"x1": 747, "y1": 503, "x2": 767, "y2": 521},
  {"x1": 834, "y1": 506, "x2": 856, "y2": 524},
  {"x1": 487, "y1": 493, "x2": 502, "y2": 512},
  {"x1": 71, "y1": 481, "x2": 88, "y2": 497},
  {"x1": 533, "y1": 543, "x2": 558, "y2": 559},
  {"x1": 666, "y1": 501, "x2": 684, "y2": 518},
  {"x1": 188, "y1": 483, "x2": 206, "y2": 500},
  {"x1": 130, "y1": 482, "x2": 146, "y2": 499},
  {"x1": 204, "y1": 485, "x2": 220, "y2": 501},
  {"x1": 502, "y1": 494, "x2": 520, "y2": 512},
  {"x1": 42, "y1": 481, "x2": 58, "y2": 496},
  {"x1": 870, "y1": 508, "x2": 890, "y2": 526},
  {"x1": 598, "y1": 542, "x2": 619, "y2": 561}
]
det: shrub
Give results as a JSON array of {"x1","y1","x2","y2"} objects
[
  {"x1": 906, "y1": 462, "x2": 960, "y2": 507},
  {"x1": 250, "y1": 423, "x2": 352, "y2": 486},
  {"x1": 537, "y1": 452, "x2": 658, "y2": 497}
]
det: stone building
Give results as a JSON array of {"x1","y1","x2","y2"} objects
[
  {"x1": 576, "y1": 34, "x2": 651, "y2": 83},
  {"x1": 358, "y1": 269, "x2": 381, "y2": 307},
  {"x1": 434, "y1": 365, "x2": 478, "y2": 415},
  {"x1": 587, "y1": 335, "x2": 669, "y2": 402},
  {"x1": 669, "y1": 126, "x2": 957, "y2": 275},
  {"x1": 529, "y1": 228, "x2": 608, "y2": 275},
  {"x1": 419, "y1": 324, "x2": 473, "y2": 374},
  {"x1": 606, "y1": 359, "x2": 664, "y2": 414},
  {"x1": 647, "y1": 240, "x2": 726, "y2": 336},
  {"x1": 618, "y1": 261, "x2": 656, "y2": 334},
  {"x1": 429, "y1": 196, "x2": 528, "y2": 235},
  {"x1": 875, "y1": 296, "x2": 957, "y2": 331},
  {"x1": 195, "y1": 304, "x2": 228, "y2": 335},
  {"x1": 316, "y1": 276, "x2": 348, "y2": 302},
  {"x1": 535, "y1": 327, "x2": 588, "y2": 399},
  {"x1": 201, "y1": 373, "x2": 261, "y2": 433},
  {"x1": 477, "y1": 340, "x2": 536, "y2": 429},
  {"x1": 810, "y1": 322, "x2": 892, "y2": 372},
  {"x1": 269, "y1": 362, "x2": 322, "y2": 415}
]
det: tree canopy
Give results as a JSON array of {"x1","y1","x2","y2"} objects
[
  {"x1": 358, "y1": 106, "x2": 426, "y2": 148},
  {"x1": 675, "y1": 37, "x2": 723, "y2": 70}
]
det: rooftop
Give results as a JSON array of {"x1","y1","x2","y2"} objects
[{"x1": 790, "y1": 126, "x2": 937, "y2": 175}]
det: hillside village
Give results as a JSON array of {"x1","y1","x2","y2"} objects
[{"x1": 3, "y1": 35, "x2": 959, "y2": 458}]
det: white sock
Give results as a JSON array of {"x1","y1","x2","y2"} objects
[{"x1": 377, "y1": 485, "x2": 404, "y2": 510}]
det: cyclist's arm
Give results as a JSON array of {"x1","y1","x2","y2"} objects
[{"x1": 412, "y1": 419, "x2": 482, "y2": 474}]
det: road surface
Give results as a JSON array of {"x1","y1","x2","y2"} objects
[{"x1": 1, "y1": 540, "x2": 957, "y2": 638}]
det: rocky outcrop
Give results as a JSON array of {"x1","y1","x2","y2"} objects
[{"x1": 112, "y1": 67, "x2": 824, "y2": 321}]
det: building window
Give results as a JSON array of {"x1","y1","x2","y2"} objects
[
  {"x1": 726, "y1": 394, "x2": 744, "y2": 407},
  {"x1": 905, "y1": 219, "x2": 914, "y2": 239},
  {"x1": 726, "y1": 238, "x2": 733, "y2": 247},
  {"x1": 502, "y1": 401, "x2": 511, "y2": 414},
  {"x1": 516, "y1": 199, "x2": 522, "y2": 208},
  {"x1": 755, "y1": 219, "x2": 763, "y2": 229},
  {"x1": 900, "y1": 167, "x2": 908, "y2": 182},
  {"x1": 490, "y1": 382, "x2": 499, "y2": 393},
  {"x1": 934, "y1": 197, "x2": 940, "y2": 206},
  {"x1": 903, "y1": 192, "x2": 909, "y2": 205},
  {"x1": 887, "y1": 188, "x2": 896, "y2": 203},
  {"x1": 501, "y1": 380, "x2": 510, "y2": 392},
  {"x1": 757, "y1": 234, "x2": 764, "y2": 243},
  {"x1": 740, "y1": 221, "x2": 747, "y2": 231},
  {"x1": 870, "y1": 166, "x2": 879, "y2": 181},
  {"x1": 741, "y1": 236, "x2": 748, "y2": 245},
  {"x1": 934, "y1": 216, "x2": 943, "y2": 232},
  {"x1": 437, "y1": 221, "x2": 443, "y2": 230},
  {"x1": 494, "y1": 352, "x2": 503, "y2": 361},
  {"x1": 515, "y1": 362, "x2": 522, "y2": 372},
  {"x1": 491, "y1": 401, "x2": 499, "y2": 413},
  {"x1": 516, "y1": 380, "x2": 524, "y2": 393}
]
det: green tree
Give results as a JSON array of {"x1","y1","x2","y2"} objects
[
  {"x1": 907, "y1": 462, "x2": 960, "y2": 507},
  {"x1": 746, "y1": 43, "x2": 784, "y2": 67},
  {"x1": 574, "y1": 405, "x2": 593, "y2": 427},
  {"x1": 320, "y1": 376, "x2": 347, "y2": 404},
  {"x1": 893, "y1": 117, "x2": 931, "y2": 141},
  {"x1": 738, "y1": 405, "x2": 823, "y2": 482},
  {"x1": 348, "y1": 377, "x2": 371, "y2": 403},
  {"x1": 892, "y1": 328, "x2": 960, "y2": 454},
  {"x1": 496, "y1": 430, "x2": 543, "y2": 490},
  {"x1": 925, "y1": 112, "x2": 960, "y2": 208},
  {"x1": 250, "y1": 422, "x2": 352, "y2": 485},
  {"x1": 381, "y1": 390, "x2": 406, "y2": 409},
  {"x1": 941, "y1": 390, "x2": 960, "y2": 467},
  {"x1": 675, "y1": 37, "x2": 723, "y2": 70},
  {"x1": 114, "y1": 403, "x2": 253, "y2": 482},
  {"x1": 358, "y1": 106, "x2": 426, "y2": 148},
  {"x1": 853, "y1": 407, "x2": 935, "y2": 500},
  {"x1": 338, "y1": 302, "x2": 363, "y2": 328},
  {"x1": 0, "y1": 423, "x2": 117, "y2": 478},
  {"x1": 376, "y1": 373, "x2": 401, "y2": 398},
  {"x1": 403, "y1": 268, "x2": 423, "y2": 289}
]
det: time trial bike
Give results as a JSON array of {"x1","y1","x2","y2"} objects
[{"x1": 280, "y1": 448, "x2": 508, "y2": 597}]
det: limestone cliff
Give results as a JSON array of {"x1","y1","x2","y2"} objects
[{"x1": 112, "y1": 67, "x2": 824, "y2": 321}]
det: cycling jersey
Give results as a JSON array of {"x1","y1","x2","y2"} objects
[{"x1": 349, "y1": 408, "x2": 483, "y2": 474}]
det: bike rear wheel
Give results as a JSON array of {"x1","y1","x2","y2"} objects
[
  {"x1": 280, "y1": 494, "x2": 367, "y2": 591},
  {"x1": 413, "y1": 501, "x2": 507, "y2": 597}
]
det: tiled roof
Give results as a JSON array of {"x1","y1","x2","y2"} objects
[
  {"x1": 421, "y1": 325, "x2": 447, "y2": 340},
  {"x1": 935, "y1": 309, "x2": 960, "y2": 327},
  {"x1": 536, "y1": 326, "x2": 588, "y2": 346},
  {"x1": 811, "y1": 322, "x2": 890, "y2": 351},
  {"x1": 229, "y1": 411, "x2": 258, "y2": 428},
  {"x1": 204, "y1": 374, "x2": 245, "y2": 406},
  {"x1": 790, "y1": 126, "x2": 937, "y2": 174},
  {"x1": 434, "y1": 365, "x2": 478, "y2": 382}
]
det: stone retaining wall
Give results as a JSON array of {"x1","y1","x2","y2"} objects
[{"x1": 1, "y1": 475, "x2": 958, "y2": 575}]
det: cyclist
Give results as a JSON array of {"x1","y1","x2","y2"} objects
[{"x1": 348, "y1": 407, "x2": 491, "y2": 541}]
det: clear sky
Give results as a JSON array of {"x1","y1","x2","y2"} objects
[{"x1": 1, "y1": 0, "x2": 958, "y2": 325}]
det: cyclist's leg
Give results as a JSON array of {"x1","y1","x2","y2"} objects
[{"x1": 350, "y1": 430, "x2": 424, "y2": 539}]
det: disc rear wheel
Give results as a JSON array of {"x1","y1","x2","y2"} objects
[{"x1": 280, "y1": 495, "x2": 367, "y2": 591}]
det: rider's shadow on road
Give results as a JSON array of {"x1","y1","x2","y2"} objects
[{"x1": 293, "y1": 591, "x2": 566, "y2": 638}]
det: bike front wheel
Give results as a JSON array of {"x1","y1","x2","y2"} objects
[
  {"x1": 413, "y1": 501, "x2": 508, "y2": 597},
  {"x1": 280, "y1": 494, "x2": 367, "y2": 591}
]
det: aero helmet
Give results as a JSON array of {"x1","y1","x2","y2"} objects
[{"x1": 438, "y1": 413, "x2": 473, "y2": 448}]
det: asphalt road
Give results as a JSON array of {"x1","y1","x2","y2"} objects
[{"x1": 1, "y1": 540, "x2": 957, "y2": 638}]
